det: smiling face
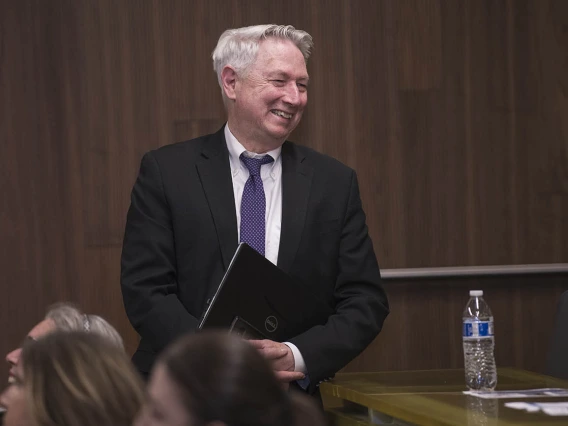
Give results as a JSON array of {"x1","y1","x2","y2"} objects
[
  {"x1": 225, "y1": 37, "x2": 309, "y2": 152},
  {"x1": 5, "y1": 319, "x2": 56, "y2": 384},
  {"x1": 0, "y1": 362, "x2": 33, "y2": 426}
]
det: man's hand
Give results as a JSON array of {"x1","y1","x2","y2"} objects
[{"x1": 248, "y1": 339, "x2": 305, "y2": 383}]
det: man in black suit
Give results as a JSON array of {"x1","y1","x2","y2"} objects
[{"x1": 121, "y1": 24, "x2": 389, "y2": 393}]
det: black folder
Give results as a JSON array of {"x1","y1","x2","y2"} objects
[{"x1": 198, "y1": 243, "x2": 333, "y2": 341}]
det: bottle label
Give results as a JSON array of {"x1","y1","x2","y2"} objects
[{"x1": 463, "y1": 321, "x2": 494, "y2": 338}]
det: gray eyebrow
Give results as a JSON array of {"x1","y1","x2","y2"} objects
[{"x1": 268, "y1": 71, "x2": 309, "y2": 81}]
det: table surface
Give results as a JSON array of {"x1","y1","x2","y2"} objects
[{"x1": 320, "y1": 368, "x2": 568, "y2": 426}]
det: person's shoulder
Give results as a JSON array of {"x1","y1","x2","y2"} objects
[
  {"x1": 285, "y1": 141, "x2": 354, "y2": 174},
  {"x1": 149, "y1": 131, "x2": 221, "y2": 161}
]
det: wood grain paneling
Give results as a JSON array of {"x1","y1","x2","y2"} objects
[
  {"x1": 394, "y1": 0, "x2": 442, "y2": 90},
  {"x1": 345, "y1": 275, "x2": 568, "y2": 374},
  {"x1": 173, "y1": 119, "x2": 226, "y2": 144},
  {"x1": 1, "y1": 0, "x2": 567, "y2": 383}
]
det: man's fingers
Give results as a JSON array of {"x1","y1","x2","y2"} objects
[
  {"x1": 247, "y1": 339, "x2": 266, "y2": 349},
  {"x1": 248, "y1": 340, "x2": 288, "y2": 360},
  {"x1": 275, "y1": 370, "x2": 305, "y2": 382},
  {"x1": 260, "y1": 346, "x2": 289, "y2": 360},
  {"x1": 249, "y1": 340, "x2": 302, "y2": 382},
  {"x1": 271, "y1": 357, "x2": 294, "y2": 372}
]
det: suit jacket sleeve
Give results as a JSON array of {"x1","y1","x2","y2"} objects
[
  {"x1": 121, "y1": 151, "x2": 198, "y2": 353},
  {"x1": 289, "y1": 170, "x2": 389, "y2": 393}
]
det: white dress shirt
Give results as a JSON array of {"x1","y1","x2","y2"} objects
[
  {"x1": 224, "y1": 125, "x2": 307, "y2": 374},
  {"x1": 225, "y1": 125, "x2": 282, "y2": 266}
]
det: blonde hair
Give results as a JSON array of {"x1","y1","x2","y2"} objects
[
  {"x1": 22, "y1": 331, "x2": 144, "y2": 426},
  {"x1": 45, "y1": 302, "x2": 124, "y2": 350}
]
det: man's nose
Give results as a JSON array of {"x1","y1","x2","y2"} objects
[{"x1": 282, "y1": 83, "x2": 302, "y2": 106}]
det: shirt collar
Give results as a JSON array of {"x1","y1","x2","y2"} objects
[{"x1": 225, "y1": 124, "x2": 282, "y2": 174}]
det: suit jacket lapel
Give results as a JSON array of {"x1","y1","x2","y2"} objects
[
  {"x1": 278, "y1": 142, "x2": 313, "y2": 273},
  {"x1": 195, "y1": 128, "x2": 238, "y2": 270}
]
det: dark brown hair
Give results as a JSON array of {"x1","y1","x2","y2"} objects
[{"x1": 161, "y1": 332, "x2": 324, "y2": 426}]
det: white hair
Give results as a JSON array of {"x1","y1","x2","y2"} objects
[
  {"x1": 212, "y1": 24, "x2": 314, "y2": 90},
  {"x1": 45, "y1": 303, "x2": 124, "y2": 351}
]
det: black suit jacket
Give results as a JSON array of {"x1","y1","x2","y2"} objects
[{"x1": 121, "y1": 127, "x2": 389, "y2": 392}]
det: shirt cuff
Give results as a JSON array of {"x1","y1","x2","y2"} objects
[{"x1": 283, "y1": 342, "x2": 307, "y2": 373}]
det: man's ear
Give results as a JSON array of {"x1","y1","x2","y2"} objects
[{"x1": 221, "y1": 66, "x2": 238, "y2": 101}]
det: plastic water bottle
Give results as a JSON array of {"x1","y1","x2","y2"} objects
[
  {"x1": 466, "y1": 395, "x2": 499, "y2": 426},
  {"x1": 463, "y1": 290, "x2": 497, "y2": 391}
]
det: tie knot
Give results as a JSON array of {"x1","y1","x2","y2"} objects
[{"x1": 240, "y1": 154, "x2": 274, "y2": 177}]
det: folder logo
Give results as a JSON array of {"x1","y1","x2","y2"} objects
[{"x1": 265, "y1": 316, "x2": 278, "y2": 333}]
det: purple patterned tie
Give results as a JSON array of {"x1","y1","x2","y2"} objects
[{"x1": 240, "y1": 153, "x2": 274, "y2": 256}]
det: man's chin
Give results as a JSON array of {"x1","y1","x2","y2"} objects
[{"x1": 266, "y1": 124, "x2": 297, "y2": 141}]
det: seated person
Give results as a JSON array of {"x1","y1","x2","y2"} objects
[
  {"x1": 0, "y1": 331, "x2": 144, "y2": 426},
  {"x1": 135, "y1": 331, "x2": 326, "y2": 426},
  {"x1": 5, "y1": 302, "x2": 123, "y2": 384}
]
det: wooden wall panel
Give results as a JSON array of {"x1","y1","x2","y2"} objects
[
  {"x1": 1, "y1": 0, "x2": 567, "y2": 384},
  {"x1": 345, "y1": 275, "x2": 568, "y2": 374},
  {"x1": 395, "y1": 0, "x2": 442, "y2": 90},
  {"x1": 173, "y1": 119, "x2": 226, "y2": 144}
]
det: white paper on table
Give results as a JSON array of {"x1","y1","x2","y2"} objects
[
  {"x1": 463, "y1": 388, "x2": 568, "y2": 399},
  {"x1": 505, "y1": 401, "x2": 568, "y2": 416}
]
